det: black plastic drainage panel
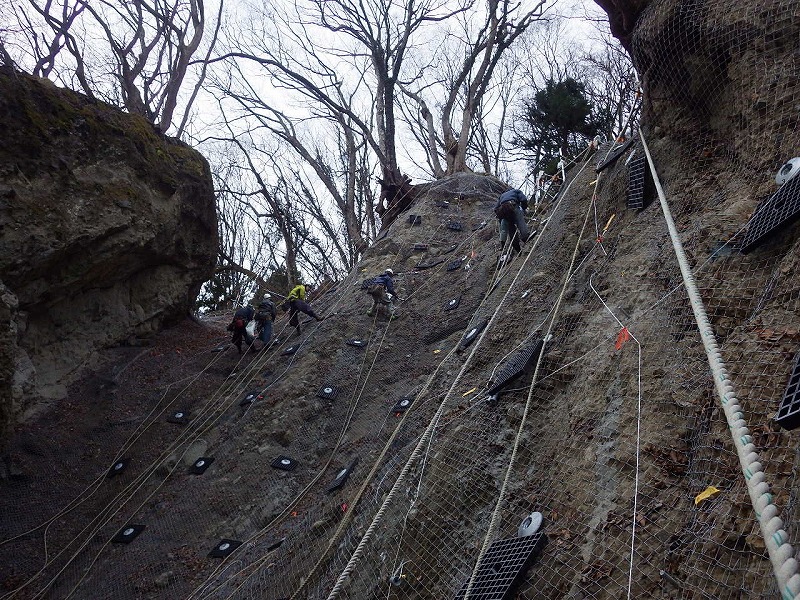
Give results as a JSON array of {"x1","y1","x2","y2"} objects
[
  {"x1": 740, "y1": 173, "x2": 800, "y2": 253},
  {"x1": 281, "y1": 345, "x2": 298, "y2": 356},
  {"x1": 408, "y1": 214, "x2": 422, "y2": 225},
  {"x1": 346, "y1": 338, "x2": 367, "y2": 348},
  {"x1": 486, "y1": 337, "x2": 546, "y2": 396},
  {"x1": 453, "y1": 532, "x2": 547, "y2": 599},
  {"x1": 776, "y1": 351, "x2": 800, "y2": 430},
  {"x1": 627, "y1": 153, "x2": 647, "y2": 210}
]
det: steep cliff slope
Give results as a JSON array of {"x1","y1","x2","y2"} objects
[
  {"x1": 0, "y1": 71, "x2": 217, "y2": 455},
  {"x1": 2, "y1": 0, "x2": 800, "y2": 598}
]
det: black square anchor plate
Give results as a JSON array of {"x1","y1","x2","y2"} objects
[
  {"x1": 346, "y1": 338, "x2": 367, "y2": 348},
  {"x1": 444, "y1": 296, "x2": 461, "y2": 311},
  {"x1": 271, "y1": 456, "x2": 298, "y2": 471},
  {"x1": 240, "y1": 391, "x2": 262, "y2": 407},
  {"x1": 393, "y1": 397, "x2": 414, "y2": 413},
  {"x1": 281, "y1": 346, "x2": 298, "y2": 356},
  {"x1": 460, "y1": 320, "x2": 489, "y2": 350},
  {"x1": 447, "y1": 221, "x2": 463, "y2": 231},
  {"x1": 447, "y1": 257, "x2": 464, "y2": 272},
  {"x1": 112, "y1": 524, "x2": 145, "y2": 544},
  {"x1": 408, "y1": 214, "x2": 422, "y2": 225},
  {"x1": 487, "y1": 337, "x2": 545, "y2": 396},
  {"x1": 208, "y1": 539, "x2": 242, "y2": 558},
  {"x1": 107, "y1": 458, "x2": 130, "y2": 478},
  {"x1": 416, "y1": 257, "x2": 446, "y2": 270},
  {"x1": 167, "y1": 410, "x2": 190, "y2": 425},
  {"x1": 317, "y1": 385, "x2": 339, "y2": 400},
  {"x1": 453, "y1": 532, "x2": 547, "y2": 599},
  {"x1": 189, "y1": 456, "x2": 215, "y2": 475},
  {"x1": 326, "y1": 458, "x2": 359, "y2": 493}
]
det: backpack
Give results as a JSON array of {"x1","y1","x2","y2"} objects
[
  {"x1": 494, "y1": 201, "x2": 517, "y2": 221},
  {"x1": 360, "y1": 277, "x2": 379, "y2": 290},
  {"x1": 255, "y1": 300, "x2": 275, "y2": 322}
]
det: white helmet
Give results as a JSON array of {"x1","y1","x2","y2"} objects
[{"x1": 385, "y1": 268, "x2": 394, "y2": 276}]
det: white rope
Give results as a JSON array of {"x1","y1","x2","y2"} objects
[{"x1": 639, "y1": 128, "x2": 800, "y2": 600}]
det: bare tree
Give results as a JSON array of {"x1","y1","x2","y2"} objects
[
  {"x1": 301, "y1": 0, "x2": 470, "y2": 186},
  {"x1": 200, "y1": 38, "x2": 378, "y2": 267},
  {"x1": 4, "y1": 0, "x2": 221, "y2": 132},
  {"x1": 441, "y1": 0, "x2": 553, "y2": 174},
  {"x1": 580, "y1": 38, "x2": 637, "y2": 140}
]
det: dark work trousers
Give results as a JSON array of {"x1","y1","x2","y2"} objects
[
  {"x1": 288, "y1": 299, "x2": 320, "y2": 330},
  {"x1": 499, "y1": 203, "x2": 529, "y2": 252}
]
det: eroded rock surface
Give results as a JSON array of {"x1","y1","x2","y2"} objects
[{"x1": 0, "y1": 71, "x2": 217, "y2": 439}]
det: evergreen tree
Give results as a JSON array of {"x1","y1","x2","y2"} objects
[{"x1": 517, "y1": 77, "x2": 603, "y2": 173}]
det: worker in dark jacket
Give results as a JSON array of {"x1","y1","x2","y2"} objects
[
  {"x1": 494, "y1": 188, "x2": 529, "y2": 254},
  {"x1": 254, "y1": 295, "x2": 277, "y2": 349},
  {"x1": 283, "y1": 283, "x2": 324, "y2": 336},
  {"x1": 228, "y1": 304, "x2": 256, "y2": 354},
  {"x1": 366, "y1": 268, "x2": 397, "y2": 318}
]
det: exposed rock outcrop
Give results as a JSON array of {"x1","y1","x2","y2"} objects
[{"x1": 0, "y1": 71, "x2": 217, "y2": 440}]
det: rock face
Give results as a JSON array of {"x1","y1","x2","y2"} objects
[
  {"x1": 597, "y1": 0, "x2": 799, "y2": 173},
  {"x1": 0, "y1": 71, "x2": 217, "y2": 434}
]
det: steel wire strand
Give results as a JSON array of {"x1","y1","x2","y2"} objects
[
  {"x1": 188, "y1": 233, "x2": 423, "y2": 599},
  {"x1": 7, "y1": 274, "x2": 360, "y2": 599},
  {"x1": 208, "y1": 315, "x2": 394, "y2": 600},
  {"x1": 0, "y1": 343, "x2": 257, "y2": 599}
]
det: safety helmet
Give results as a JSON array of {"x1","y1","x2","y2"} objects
[{"x1": 385, "y1": 268, "x2": 394, "y2": 276}]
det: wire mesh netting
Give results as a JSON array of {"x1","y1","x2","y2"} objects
[{"x1": 2, "y1": 0, "x2": 800, "y2": 599}]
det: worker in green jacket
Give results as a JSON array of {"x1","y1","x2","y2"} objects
[{"x1": 283, "y1": 283, "x2": 324, "y2": 336}]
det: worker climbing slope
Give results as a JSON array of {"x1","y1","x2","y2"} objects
[
  {"x1": 254, "y1": 295, "x2": 277, "y2": 350},
  {"x1": 364, "y1": 268, "x2": 398, "y2": 319},
  {"x1": 494, "y1": 188, "x2": 530, "y2": 257},
  {"x1": 228, "y1": 303, "x2": 256, "y2": 354},
  {"x1": 283, "y1": 282, "x2": 325, "y2": 336}
]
